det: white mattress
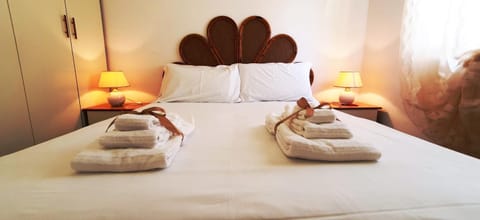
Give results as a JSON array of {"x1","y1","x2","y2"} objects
[{"x1": 1, "y1": 102, "x2": 480, "y2": 220}]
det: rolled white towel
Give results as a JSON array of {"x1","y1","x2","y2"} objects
[
  {"x1": 114, "y1": 114, "x2": 160, "y2": 131},
  {"x1": 100, "y1": 113, "x2": 195, "y2": 148},
  {"x1": 99, "y1": 127, "x2": 170, "y2": 149},
  {"x1": 294, "y1": 106, "x2": 336, "y2": 123},
  {"x1": 275, "y1": 124, "x2": 381, "y2": 161},
  {"x1": 289, "y1": 119, "x2": 352, "y2": 139}
]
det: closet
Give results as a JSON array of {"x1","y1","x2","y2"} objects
[
  {"x1": 0, "y1": 0, "x2": 106, "y2": 155},
  {"x1": 0, "y1": 0, "x2": 34, "y2": 154}
]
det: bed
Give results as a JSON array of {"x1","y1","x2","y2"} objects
[{"x1": 1, "y1": 16, "x2": 480, "y2": 220}]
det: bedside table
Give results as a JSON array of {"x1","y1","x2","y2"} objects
[
  {"x1": 331, "y1": 102, "x2": 382, "y2": 121},
  {"x1": 81, "y1": 103, "x2": 148, "y2": 126}
]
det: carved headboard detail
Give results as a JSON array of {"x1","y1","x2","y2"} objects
[{"x1": 178, "y1": 15, "x2": 313, "y2": 84}]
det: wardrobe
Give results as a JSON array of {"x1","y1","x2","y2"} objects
[{"x1": 0, "y1": 0, "x2": 107, "y2": 156}]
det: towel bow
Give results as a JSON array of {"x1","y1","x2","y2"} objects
[
  {"x1": 106, "y1": 107, "x2": 184, "y2": 140},
  {"x1": 273, "y1": 97, "x2": 331, "y2": 134}
]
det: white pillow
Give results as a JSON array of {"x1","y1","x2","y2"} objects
[
  {"x1": 238, "y1": 62, "x2": 315, "y2": 102},
  {"x1": 157, "y1": 63, "x2": 240, "y2": 102}
]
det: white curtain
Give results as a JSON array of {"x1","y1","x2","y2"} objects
[{"x1": 400, "y1": 0, "x2": 480, "y2": 156}]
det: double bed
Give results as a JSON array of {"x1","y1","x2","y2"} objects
[
  {"x1": 2, "y1": 102, "x2": 480, "y2": 219},
  {"x1": 1, "y1": 15, "x2": 480, "y2": 219}
]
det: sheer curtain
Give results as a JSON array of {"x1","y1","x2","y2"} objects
[{"x1": 400, "y1": 0, "x2": 480, "y2": 156}]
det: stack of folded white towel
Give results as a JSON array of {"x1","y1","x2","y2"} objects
[
  {"x1": 266, "y1": 99, "x2": 381, "y2": 161},
  {"x1": 71, "y1": 111, "x2": 194, "y2": 172}
]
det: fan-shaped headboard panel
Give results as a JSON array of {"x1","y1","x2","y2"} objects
[
  {"x1": 239, "y1": 16, "x2": 272, "y2": 63},
  {"x1": 257, "y1": 34, "x2": 297, "y2": 63},
  {"x1": 179, "y1": 15, "x2": 313, "y2": 84},
  {"x1": 179, "y1": 34, "x2": 218, "y2": 66},
  {"x1": 207, "y1": 16, "x2": 239, "y2": 64}
]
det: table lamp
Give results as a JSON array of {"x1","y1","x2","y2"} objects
[
  {"x1": 334, "y1": 71, "x2": 363, "y2": 105},
  {"x1": 98, "y1": 71, "x2": 130, "y2": 107}
]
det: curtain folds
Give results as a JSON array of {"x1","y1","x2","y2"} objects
[{"x1": 400, "y1": 0, "x2": 480, "y2": 156}]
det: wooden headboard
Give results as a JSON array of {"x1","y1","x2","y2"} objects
[{"x1": 178, "y1": 15, "x2": 313, "y2": 84}]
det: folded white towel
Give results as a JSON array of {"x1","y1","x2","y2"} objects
[
  {"x1": 294, "y1": 106, "x2": 336, "y2": 123},
  {"x1": 166, "y1": 113, "x2": 195, "y2": 139},
  {"x1": 265, "y1": 113, "x2": 282, "y2": 134},
  {"x1": 289, "y1": 118, "x2": 352, "y2": 139},
  {"x1": 275, "y1": 124, "x2": 381, "y2": 161},
  {"x1": 114, "y1": 114, "x2": 160, "y2": 131},
  {"x1": 101, "y1": 113, "x2": 195, "y2": 149},
  {"x1": 71, "y1": 136, "x2": 183, "y2": 172},
  {"x1": 99, "y1": 128, "x2": 170, "y2": 149},
  {"x1": 71, "y1": 112, "x2": 195, "y2": 172}
]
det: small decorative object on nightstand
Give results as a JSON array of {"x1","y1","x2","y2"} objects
[
  {"x1": 331, "y1": 102, "x2": 381, "y2": 121},
  {"x1": 334, "y1": 71, "x2": 363, "y2": 105},
  {"x1": 81, "y1": 103, "x2": 147, "y2": 126},
  {"x1": 98, "y1": 71, "x2": 130, "y2": 107}
]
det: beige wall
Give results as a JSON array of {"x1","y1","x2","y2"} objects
[
  {"x1": 101, "y1": 0, "x2": 423, "y2": 138},
  {"x1": 359, "y1": 0, "x2": 423, "y2": 138},
  {"x1": 101, "y1": 0, "x2": 370, "y2": 103}
]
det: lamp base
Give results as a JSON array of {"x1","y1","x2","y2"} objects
[
  {"x1": 107, "y1": 89, "x2": 125, "y2": 107},
  {"x1": 339, "y1": 89, "x2": 356, "y2": 105}
]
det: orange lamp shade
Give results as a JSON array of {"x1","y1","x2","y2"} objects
[
  {"x1": 334, "y1": 71, "x2": 363, "y2": 88},
  {"x1": 334, "y1": 71, "x2": 363, "y2": 105},
  {"x1": 98, "y1": 71, "x2": 129, "y2": 107},
  {"x1": 98, "y1": 71, "x2": 130, "y2": 89}
]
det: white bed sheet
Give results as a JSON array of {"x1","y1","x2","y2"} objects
[{"x1": 1, "y1": 102, "x2": 479, "y2": 220}]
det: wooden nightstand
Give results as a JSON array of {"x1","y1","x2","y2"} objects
[
  {"x1": 81, "y1": 103, "x2": 148, "y2": 126},
  {"x1": 331, "y1": 102, "x2": 382, "y2": 121}
]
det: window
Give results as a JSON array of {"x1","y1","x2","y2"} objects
[{"x1": 400, "y1": 0, "x2": 480, "y2": 156}]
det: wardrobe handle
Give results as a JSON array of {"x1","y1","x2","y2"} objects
[
  {"x1": 62, "y1": 15, "x2": 70, "y2": 38},
  {"x1": 71, "y1": 17, "x2": 78, "y2": 39}
]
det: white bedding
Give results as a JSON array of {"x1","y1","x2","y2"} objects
[{"x1": 1, "y1": 102, "x2": 479, "y2": 220}]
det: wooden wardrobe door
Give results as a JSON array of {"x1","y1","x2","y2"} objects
[
  {"x1": 0, "y1": 0, "x2": 34, "y2": 155},
  {"x1": 9, "y1": 0, "x2": 82, "y2": 143},
  {"x1": 66, "y1": 0, "x2": 107, "y2": 108}
]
